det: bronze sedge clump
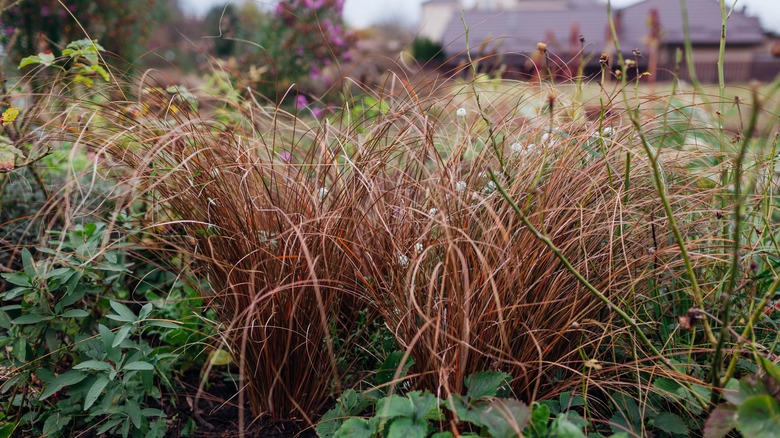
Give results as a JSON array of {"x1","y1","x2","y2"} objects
[
  {"x1": 344, "y1": 88, "x2": 721, "y2": 401},
  {"x1": 70, "y1": 92, "x2": 375, "y2": 421},
  {"x1": 66, "y1": 76, "x2": 723, "y2": 420}
]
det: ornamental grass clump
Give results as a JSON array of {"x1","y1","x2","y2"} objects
[{"x1": 61, "y1": 73, "x2": 728, "y2": 425}]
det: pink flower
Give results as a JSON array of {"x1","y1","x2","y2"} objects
[{"x1": 295, "y1": 94, "x2": 308, "y2": 109}]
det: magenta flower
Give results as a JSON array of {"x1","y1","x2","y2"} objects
[{"x1": 295, "y1": 95, "x2": 308, "y2": 109}]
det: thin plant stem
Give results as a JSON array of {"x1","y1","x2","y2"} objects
[
  {"x1": 710, "y1": 85, "x2": 761, "y2": 398},
  {"x1": 606, "y1": 0, "x2": 716, "y2": 345},
  {"x1": 490, "y1": 170, "x2": 709, "y2": 410}
]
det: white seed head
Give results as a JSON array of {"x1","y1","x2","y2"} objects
[
  {"x1": 602, "y1": 126, "x2": 615, "y2": 137},
  {"x1": 541, "y1": 132, "x2": 551, "y2": 143},
  {"x1": 428, "y1": 208, "x2": 438, "y2": 216},
  {"x1": 510, "y1": 142, "x2": 524, "y2": 154},
  {"x1": 317, "y1": 187, "x2": 329, "y2": 200},
  {"x1": 414, "y1": 243, "x2": 424, "y2": 254},
  {"x1": 456, "y1": 107, "x2": 467, "y2": 117},
  {"x1": 455, "y1": 181, "x2": 467, "y2": 193},
  {"x1": 398, "y1": 253, "x2": 410, "y2": 268},
  {"x1": 484, "y1": 180, "x2": 497, "y2": 193}
]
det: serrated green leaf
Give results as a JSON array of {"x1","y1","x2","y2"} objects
[
  {"x1": 736, "y1": 395, "x2": 780, "y2": 438},
  {"x1": 375, "y1": 351, "x2": 414, "y2": 394},
  {"x1": 651, "y1": 412, "x2": 688, "y2": 435},
  {"x1": 408, "y1": 391, "x2": 443, "y2": 421},
  {"x1": 480, "y1": 398, "x2": 530, "y2": 438},
  {"x1": 334, "y1": 417, "x2": 375, "y2": 438},
  {"x1": 40, "y1": 370, "x2": 87, "y2": 400},
  {"x1": 376, "y1": 395, "x2": 414, "y2": 419},
  {"x1": 551, "y1": 417, "x2": 587, "y2": 438},
  {"x1": 527, "y1": 402, "x2": 550, "y2": 437},
  {"x1": 387, "y1": 417, "x2": 427, "y2": 438},
  {"x1": 84, "y1": 376, "x2": 109, "y2": 410},
  {"x1": 464, "y1": 370, "x2": 511, "y2": 399},
  {"x1": 317, "y1": 389, "x2": 375, "y2": 438}
]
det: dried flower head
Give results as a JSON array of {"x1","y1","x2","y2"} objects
[
  {"x1": 599, "y1": 52, "x2": 610, "y2": 67},
  {"x1": 415, "y1": 242, "x2": 424, "y2": 254},
  {"x1": 455, "y1": 181, "x2": 467, "y2": 193},
  {"x1": 537, "y1": 42, "x2": 548, "y2": 54},
  {"x1": 428, "y1": 208, "x2": 438, "y2": 216},
  {"x1": 456, "y1": 107, "x2": 467, "y2": 117},
  {"x1": 317, "y1": 187, "x2": 329, "y2": 200},
  {"x1": 398, "y1": 253, "x2": 409, "y2": 268}
]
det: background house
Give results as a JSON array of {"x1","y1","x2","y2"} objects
[{"x1": 423, "y1": 0, "x2": 779, "y2": 82}]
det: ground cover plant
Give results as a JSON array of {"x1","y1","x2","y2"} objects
[{"x1": 2, "y1": 1, "x2": 780, "y2": 437}]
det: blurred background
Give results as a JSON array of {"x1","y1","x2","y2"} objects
[{"x1": 2, "y1": 0, "x2": 780, "y2": 101}]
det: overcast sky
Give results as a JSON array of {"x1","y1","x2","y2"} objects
[{"x1": 180, "y1": 0, "x2": 780, "y2": 34}]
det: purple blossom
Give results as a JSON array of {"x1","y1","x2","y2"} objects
[
  {"x1": 311, "y1": 107, "x2": 324, "y2": 119},
  {"x1": 309, "y1": 65, "x2": 321, "y2": 80},
  {"x1": 295, "y1": 94, "x2": 308, "y2": 109},
  {"x1": 279, "y1": 151, "x2": 293, "y2": 163}
]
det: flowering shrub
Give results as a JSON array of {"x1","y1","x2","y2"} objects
[
  {"x1": 228, "y1": 0, "x2": 354, "y2": 101},
  {"x1": 1, "y1": 0, "x2": 169, "y2": 62}
]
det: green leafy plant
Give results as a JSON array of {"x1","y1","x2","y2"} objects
[
  {"x1": 317, "y1": 366, "x2": 607, "y2": 438},
  {"x1": 704, "y1": 356, "x2": 780, "y2": 438},
  {"x1": 0, "y1": 222, "x2": 181, "y2": 437}
]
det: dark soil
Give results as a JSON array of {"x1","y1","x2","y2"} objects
[{"x1": 164, "y1": 367, "x2": 319, "y2": 438}]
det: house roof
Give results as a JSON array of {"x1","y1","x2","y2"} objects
[
  {"x1": 440, "y1": 0, "x2": 765, "y2": 58},
  {"x1": 441, "y1": 7, "x2": 612, "y2": 58},
  {"x1": 617, "y1": 0, "x2": 764, "y2": 47}
]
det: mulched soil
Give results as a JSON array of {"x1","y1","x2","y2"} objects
[{"x1": 164, "y1": 367, "x2": 319, "y2": 438}]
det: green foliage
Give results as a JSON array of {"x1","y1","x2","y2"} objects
[
  {"x1": 19, "y1": 39, "x2": 110, "y2": 87},
  {"x1": 0, "y1": 222, "x2": 183, "y2": 437},
  {"x1": 317, "y1": 366, "x2": 603, "y2": 438},
  {"x1": 212, "y1": 0, "x2": 354, "y2": 100},
  {"x1": 1, "y1": 0, "x2": 171, "y2": 63},
  {"x1": 704, "y1": 357, "x2": 780, "y2": 438},
  {"x1": 411, "y1": 38, "x2": 446, "y2": 64}
]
